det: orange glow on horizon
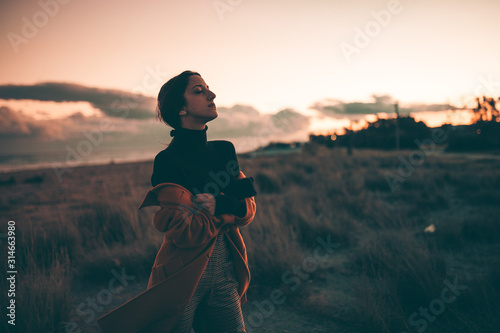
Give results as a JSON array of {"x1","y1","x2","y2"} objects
[
  {"x1": 410, "y1": 110, "x2": 475, "y2": 127},
  {"x1": 309, "y1": 109, "x2": 478, "y2": 137}
]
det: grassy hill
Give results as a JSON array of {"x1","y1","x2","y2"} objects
[{"x1": 1, "y1": 145, "x2": 499, "y2": 332}]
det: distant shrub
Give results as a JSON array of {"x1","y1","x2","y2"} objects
[
  {"x1": 280, "y1": 169, "x2": 308, "y2": 186},
  {"x1": 24, "y1": 174, "x2": 44, "y2": 184},
  {"x1": 301, "y1": 164, "x2": 315, "y2": 174},
  {"x1": 446, "y1": 121, "x2": 500, "y2": 151},
  {"x1": 303, "y1": 142, "x2": 319, "y2": 155},
  {"x1": 254, "y1": 172, "x2": 281, "y2": 193},
  {"x1": 0, "y1": 176, "x2": 16, "y2": 186}
]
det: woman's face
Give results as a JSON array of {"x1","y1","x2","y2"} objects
[{"x1": 182, "y1": 75, "x2": 217, "y2": 122}]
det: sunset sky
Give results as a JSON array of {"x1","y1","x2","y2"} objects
[{"x1": 0, "y1": 0, "x2": 499, "y2": 170}]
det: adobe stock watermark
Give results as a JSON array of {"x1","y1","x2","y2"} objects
[
  {"x1": 7, "y1": 0, "x2": 72, "y2": 54},
  {"x1": 474, "y1": 74, "x2": 500, "y2": 97},
  {"x1": 55, "y1": 268, "x2": 136, "y2": 333},
  {"x1": 385, "y1": 128, "x2": 447, "y2": 192},
  {"x1": 213, "y1": 0, "x2": 243, "y2": 21},
  {"x1": 51, "y1": 65, "x2": 169, "y2": 182},
  {"x1": 245, "y1": 235, "x2": 340, "y2": 332},
  {"x1": 400, "y1": 276, "x2": 467, "y2": 333},
  {"x1": 340, "y1": 0, "x2": 411, "y2": 64}
]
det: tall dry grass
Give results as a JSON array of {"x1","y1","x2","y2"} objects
[{"x1": 1, "y1": 145, "x2": 499, "y2": 332}]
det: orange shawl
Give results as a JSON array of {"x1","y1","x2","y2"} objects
[{"x1": 97, "y1": 171, "x2": 256, "y2": 333}]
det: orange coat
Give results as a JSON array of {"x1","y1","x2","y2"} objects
[{"x1": 97, "y1": 171, "x2": 256, "y2": 333}]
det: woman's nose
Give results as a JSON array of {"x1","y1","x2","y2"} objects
[{"x1": 207, "y1": 89, "x2": 216, "y2": 100}]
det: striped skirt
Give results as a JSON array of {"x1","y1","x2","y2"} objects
[{"x1": 172, "y1": 232, "x2": 247, "y2": 333}]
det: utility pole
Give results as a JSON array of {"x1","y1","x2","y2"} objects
[{"x1": 395, "y1": 102, "x2": 400, "y2": 151}]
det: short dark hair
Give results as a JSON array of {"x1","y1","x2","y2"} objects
[{"x1": 156, "y1": 70, "x2": 200, "y2": 129}]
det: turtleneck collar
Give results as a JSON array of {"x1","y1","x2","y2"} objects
[{"x1": 169, "y1": 125, "x2": 208, "y2": 151}]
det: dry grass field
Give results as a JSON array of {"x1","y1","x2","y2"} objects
[{"x1": 1, "y1": 144, "x2": 499, "y2": 332}]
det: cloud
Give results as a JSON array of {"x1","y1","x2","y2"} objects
[
  {"x1": 0, "y1": 106, "x2": 61, "y2": 139},
  {"x1": 208, "y1": 104, "x2": 309, "y2": 140},
  {"x1": 217, "y1": 104, "x2": 261, "y2": 117},
  {"x1": 310, "y1": 94, "x2": 459, "y2": 117},
  {"x1": 0, "y1": 82, "x2": 156, "y2": 119},
  {"x1": 271, "y1": 108, "x2": 310, "y2": 132},
  {"x1": 310, "y1": 94, "x2": 395, "y2": 117},
  {"x1": 206, "y1": 105, "x2": 311, "y2": 153},
  {"x1": 208, "y1": 104, "x2": 263, "y2": 137},
  {"x1": 0, "y1": 99, "x2": 312, "y2": 152},
  {"x1": 215, "y1": 104, "x2": 261, "y2": 128},
  {"x1": 403, "y1": 103, "x2": 460, "y2": 112},
  {"x1": 0, "y1": 105, "x2": 145, "y2": 142}
]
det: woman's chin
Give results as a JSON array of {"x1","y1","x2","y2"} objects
[{"x1": 206, "y1": 112, "x2": 218, "y2": 121}]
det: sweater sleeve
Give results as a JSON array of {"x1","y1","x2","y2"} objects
[
  {"x1": 215, "y1": 193, "x2": 247, "y2": 217},
  {"x1": 221, "y1": 140, "x2": 240, "y2": 178},
  {"x1": 213, "y1": 141, "x2": 256, "y2": 217},
  {"x1": 232, "y1": 171, "x2": 257, "y2": 227}
]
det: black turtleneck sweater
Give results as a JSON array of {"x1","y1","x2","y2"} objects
[{"x1": 151, "y1": 125, "x2": 252, "y2": 217}]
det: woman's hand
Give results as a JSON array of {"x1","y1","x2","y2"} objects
[{"x1": 194, "y1": 193, "x2": 216, "y2": 216}]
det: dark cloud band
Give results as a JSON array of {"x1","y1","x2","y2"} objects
[
  {"x1": 310, "y1": 94, "x2": 459, "y2": 116},
  {"x1": 0, "y1": 82, "x2": 156, "y2": 119}
]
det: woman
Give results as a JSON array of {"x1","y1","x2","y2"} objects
[
  {"x1": 144, "y1": 70, "x2": 257, "y2": 332},
  {"x1": 97, "y1": 70, "x2": 257, "y2": 333}
]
